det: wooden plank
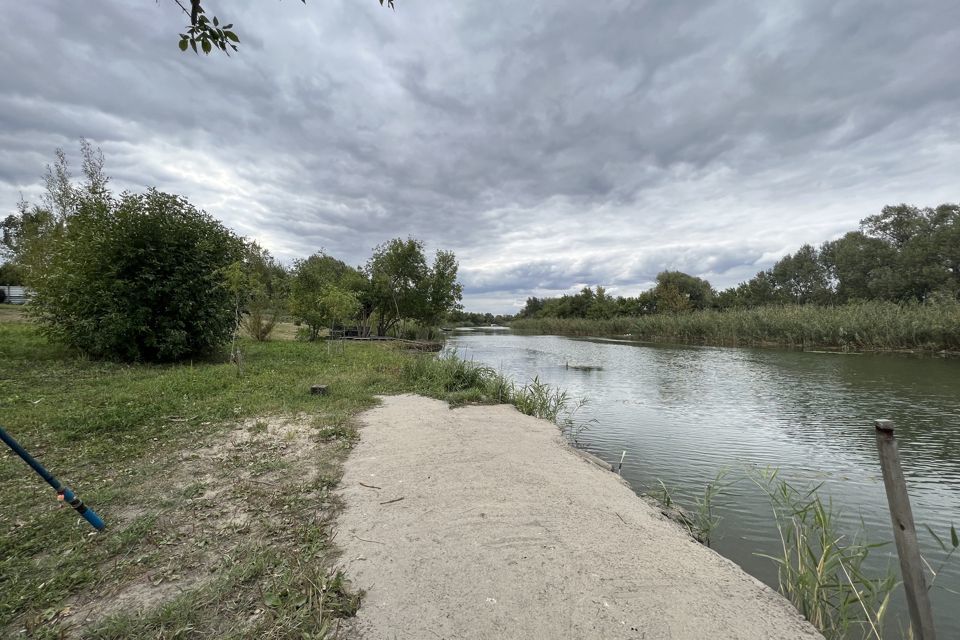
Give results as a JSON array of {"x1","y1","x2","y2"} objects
[{"x1": 874, "y1": 419, "x2": 937, "y2": 640}]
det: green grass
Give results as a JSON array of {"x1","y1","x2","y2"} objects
[
  {"x1": 510, "y1": 300, "x2": 960, "y2": 352},
  {"x1": 0, "y1": 318, "x2": 564, "y2": 637}
]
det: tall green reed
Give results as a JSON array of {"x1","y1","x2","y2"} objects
[
  {"x1": 752, "y1": 468, "x2": 896, "y2": 640},
  {"x1": 510, "y1": 300, "x2": 960, "y2": 352}
]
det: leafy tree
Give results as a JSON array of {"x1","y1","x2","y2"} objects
[
  {"x1": 291, "y1": 252, "x2": 366, "y2": 340},
  {"x1": 654, "y1": 283, "x2": 692, "y2": 313},
  {"x1": 367, "y1": 238, "x2": 429, "y2": 335},
  {"x1": 861, "y1": 204, "x2": 927, "y2": 249},
  {"x1": 857, "y1": 203, "x2": 960, "y2": 301},
  {"x1": 519, "y1": 297, "x2": 544, "y2": 319},
  {"x1": 588, "y1": 286, "x2": 616, "y2": 319},
  {"x1": 3, "y1": 140, "x2": 109, "y2": 281},
  {"x1": 616, "y1": 290, "x2": 656, "y2": 316},
  {"x1": 0, "y1": 261, "x2": 25, "y2": 286},
  {"x1": 239, "y1": 243, "x2": 289, "y2": 341},
  {"x1": 365, "y1": 238, "x2": 462, "y2": 335},
  {"x1": 769, "y1": 245, "x2": 832, "y2": 304},
  {"x1": 653, "y1": 271, "x2": 714, "y2": 312},
  {"x1": 931, "y1": 204, "x2": 960, "y2": 298},
  {"x1": 820, "y1": 232, "x2": 897, "y2": 302},
  {"x1": 29, "y1": 188, "x2": 244, "y2": 361},
  {"x1": 420, "y1": 249, "x2": 463, "y2": 327},
  {"x1": 318, "y1": 285, "x2": 361, "y2": 332},
  {"x1": 173, "y1": 0, "x2": 395, "y2": 56},
  {"x1": 716, "y1": 270, "x2": 783, "y2": 309}
]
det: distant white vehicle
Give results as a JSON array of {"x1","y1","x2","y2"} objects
[{"x1": 1, "y1": 285, "x2": 30, "y2": 305}]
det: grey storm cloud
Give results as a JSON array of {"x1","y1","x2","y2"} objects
[{"x1": 1, "y1": 0, "x2": 958, "y2": 312}]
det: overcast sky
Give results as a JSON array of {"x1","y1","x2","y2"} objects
[{"x1": 1, "y1": 1, "x2": 958, "y2": 312}]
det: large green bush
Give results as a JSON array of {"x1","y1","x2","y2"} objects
[{"x1": 29, "y1": 189, "x2": 244, "y2": 361}]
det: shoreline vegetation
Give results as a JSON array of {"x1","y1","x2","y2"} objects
[{"x1": 509, "y1": 300, "x2": 960, "y2": 354}]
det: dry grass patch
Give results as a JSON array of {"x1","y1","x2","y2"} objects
[{"x1": 23, "y1": 416, "x2": 362, "y2": 639}]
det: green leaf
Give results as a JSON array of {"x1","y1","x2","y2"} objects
[
  {"x1": 224, "y1": 30, "x2": 239, "y2": 43},
  {"x1": 213, "y1": 16, "x2": 219, "y2": 26},
  {"x1": 178, "y1": 38, "x2": 188, "y2": 52},
  {"x1": 952, "y1": 524, "x2": 959, "y2": 549},
  {"x1": 924, "y1": 524, "x2": 946, "y2": 551},
  {"x1": 201, "y1": 39, "x2": 212, "y2": 54},
  {"x1": 190, "y1": 40, "x2": 198, "y2": 54}
]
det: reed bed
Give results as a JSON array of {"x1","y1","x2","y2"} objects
[{"x1": 510, "y1": 300, "x2": 960, "y2": 352}]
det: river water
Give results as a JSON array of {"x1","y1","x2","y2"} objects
[{"x1": 446, "y1": 330, "x2": 960, "y2": 638}]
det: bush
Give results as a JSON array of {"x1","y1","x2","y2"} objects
[{"x1": 29, "y1": 189, "x2": 244, "y2": 361}]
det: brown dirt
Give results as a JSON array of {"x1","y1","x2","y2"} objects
[{"x1": 56, "y1": 415, "x2": 335, "y2": 636}]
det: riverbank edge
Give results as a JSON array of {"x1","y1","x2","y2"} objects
[{"x1": 337, "y1": 394, "x2": 823, "y2": 638}]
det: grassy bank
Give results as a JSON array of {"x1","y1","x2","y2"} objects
[
  {"x1": 0, "y1": 309, "x2": 555, "y2": 638},
  {"x1": 510, "y1": 300, "x2": 960, "y2": 352}
]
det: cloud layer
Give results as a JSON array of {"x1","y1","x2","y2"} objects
[{"x1": 2, "y1": 0, "x2": 958, "y2": 311}]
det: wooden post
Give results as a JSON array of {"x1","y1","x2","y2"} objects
[{"x1": 874, "y1": 419, "x2": 936, "y2": 640}]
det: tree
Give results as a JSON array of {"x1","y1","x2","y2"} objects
[
  {"x1": 861, "y1": 204, "x2": 926, "y2": 249},
  {"x1": 716, "y1": 270, "x2": 783, "y2": 309},
  {"x1": 519, "y1": 297, "x2": 544, "y2": 319},
  {"x1": 419, "y1": 249, "x2": 463, "y2": 327},
  {"x1": 856, "y1": 203, "x2": 960, "y2": 301},
  {"x1": 0, "y1": 262, "x2": 23, "y2": 286},
  {"x1": 769, "y1": 245, "x2": 832, "y2": 304},
  {"x1": 820, "y1": 232, "x2": 897, "y2": 302},
  {"x1": 365, "y1": 238, "x2": 462, "y2": 335},
  {"x1": 239, "y1": 243, "x2": 289, "y2": 341},
  {"x1": 173, "y1": 0, "x2": 395, "y2": 56},
  {"x1": 29, "y1": 188, "x2": 244, "y2": 361},
  {"x1": 318, "y1": 285, "x2": 361, "y2": 332},
  {"x1": 653, "y1": 271, "x2": 714, "y2": 312},
  {"x1": 367, "y1": 238, "x2": 428, "y2": 335},
  {"x1": 587, "y1": 286, "x2": 616, "y2": 319},
  {"x1": 291, "y1": 252, "x2": 366, "y2": 340},
  {"x1": 3, "y1": 140, "x2": 109, "y2": 282}
]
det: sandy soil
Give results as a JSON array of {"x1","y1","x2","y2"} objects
[{"x1": 337, "y1": 395, "x2": 822, "y2": 639}]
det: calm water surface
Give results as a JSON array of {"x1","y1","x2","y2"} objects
[{"x1": 447, "y1": 330, "x2": 960, "y2": 638}]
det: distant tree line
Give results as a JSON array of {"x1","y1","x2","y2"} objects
[
  {"x1": 1, "y1": 143, "x2": 462, "y2": 361},
  {"x1": 445, "y1": 310, "x2": 515, "y2": 326},
  {"x1": 518, "y1": 204, "x2": 960, "y2": 320}
]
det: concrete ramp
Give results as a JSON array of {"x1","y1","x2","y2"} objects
[{"x1": 338, "y1": 394, "x2": 821, "y2": 639}]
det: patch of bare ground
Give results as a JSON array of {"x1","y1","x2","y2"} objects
[{"x1": 24, "y1": 415, "x2": 362, "y2": 639}]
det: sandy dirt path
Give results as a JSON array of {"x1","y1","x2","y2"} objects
[{"x1": 337, "y1": 395, "x2": 821, "y2": 639}]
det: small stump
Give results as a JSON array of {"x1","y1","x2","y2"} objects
[{"x1": 310, "y1": 384, "x2": 329, "y2": 396}]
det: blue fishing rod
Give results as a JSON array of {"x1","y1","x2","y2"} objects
[{"x1": 0, "y1": 426, "x2": 105, "y2": 531}]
